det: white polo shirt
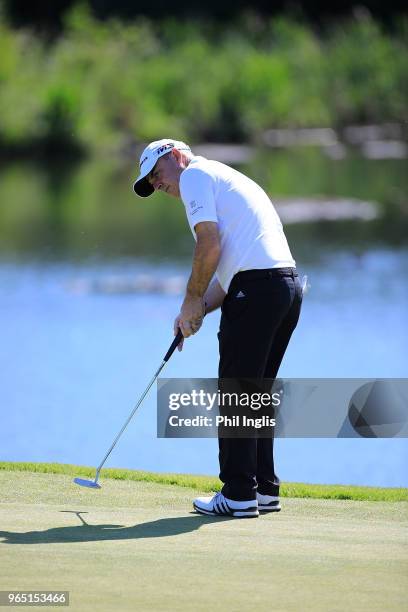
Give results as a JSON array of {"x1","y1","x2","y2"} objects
[{"x1": 179, "y1": 156, "x2": 295, "y2": 292}]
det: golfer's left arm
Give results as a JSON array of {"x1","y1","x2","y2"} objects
[{"x1": 179, "y1": 221, "x2": 221, "y2": 338}]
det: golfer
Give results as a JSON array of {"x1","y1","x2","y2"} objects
[{"x1": 133, "y1": 139, "x2": 302, "y2": 518}]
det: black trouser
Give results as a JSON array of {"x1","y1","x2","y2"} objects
[{"x1": 217, "y1": 268, "x2": 302, "y2": 501}]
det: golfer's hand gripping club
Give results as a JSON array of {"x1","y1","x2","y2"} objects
[
  {"x1": 73, "y1": 329, "x2": 183, "y2": 489},
  {"x1": 164, "y1": 329, "x2": 183, "y2": 361}
]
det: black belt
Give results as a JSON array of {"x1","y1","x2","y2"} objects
[{"x1": 232, "y1": 267, "x2": 298, "y2": 285}]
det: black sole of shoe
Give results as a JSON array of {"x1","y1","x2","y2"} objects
[
  {"x1": 258, "y1": 506, "x2": 281, "y2": 513},
  {"x1": 193, "y1": 504, "x2": 259, "y2": 518}
]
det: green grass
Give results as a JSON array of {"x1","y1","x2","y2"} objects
[
  {"x1": 1, "y1": 462, "x2": 407, "y2": 502},
  {"x1": 0, "y1": 469, "x2": 407, "y2": 611}
]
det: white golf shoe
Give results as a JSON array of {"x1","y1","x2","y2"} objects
[
  {"x1": 257, "y1": 492, "x2": 281, "y2": 512},
  {"x1": 193, "y1": 492, "x2": 259, "y2": 518}
]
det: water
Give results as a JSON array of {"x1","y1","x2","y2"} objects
[{"x1": 0, "y1": 148, "x2": 407, "y2": 488}]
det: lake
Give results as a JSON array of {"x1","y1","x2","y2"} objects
[{"x1": 0, "y1": 146, "x2": 407, "y2": 488}]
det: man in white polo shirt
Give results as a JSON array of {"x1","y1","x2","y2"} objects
[{"x1": 133, "y1": 138, "x2": 302, "y2": 518}]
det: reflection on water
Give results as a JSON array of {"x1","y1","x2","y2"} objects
[
  {"x1": 0, "y1": 147, "x2": 407, "y2": 262},
  {"x1": 0, "y1": 148, "x2": 407, "y2": 487}
]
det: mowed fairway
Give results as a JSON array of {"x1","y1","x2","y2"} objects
[{"x1": 0, "y1": 470, "x2": 407, "y2": 611}]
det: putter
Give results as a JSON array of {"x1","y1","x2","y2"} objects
[{"x1": 74, "y1": 329, "x2": 183, "y2": 489}]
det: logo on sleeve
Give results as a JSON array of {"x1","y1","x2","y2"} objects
[{"x1": 189, "y1": 200, "x2": 203, "y2": 215}]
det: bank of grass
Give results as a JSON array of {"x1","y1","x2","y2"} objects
[
  {"x1": 0, "y1": 461, "x2": 406, "y2": 502},
  {"x1": 0, "y1": 8, "x2": 407, "y2": 153}
]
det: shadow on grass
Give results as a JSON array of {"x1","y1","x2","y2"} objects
[{"x1": 0, "y1": 510, "x2": 232, "y2": 544}]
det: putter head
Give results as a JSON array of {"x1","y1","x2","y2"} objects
[{"x1": 73, "y1": 477, "x2": 101, "y2": 489}]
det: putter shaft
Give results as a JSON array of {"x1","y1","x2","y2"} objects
[{"x1": 94, "y1": 330, "x2": 183, "y2": 480}]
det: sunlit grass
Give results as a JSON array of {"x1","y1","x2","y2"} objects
[{"x1": 1, "y1": 462, "x2": 406, "y2": 502}]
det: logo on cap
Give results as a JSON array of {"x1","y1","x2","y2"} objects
[
  {"x1": 140, "y1": 155, "x2": 148, "y2": 168},
  {"x1": 156, "y1": 143, "x2": 174, "y2": 156}
]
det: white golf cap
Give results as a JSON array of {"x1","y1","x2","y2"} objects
[{"x1": 132, "y1": 138, "x2": 192, "y2": 197}]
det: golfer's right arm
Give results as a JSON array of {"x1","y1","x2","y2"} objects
[{"x1": 175, "y1": 166, "x2": 225, "y2": 346}]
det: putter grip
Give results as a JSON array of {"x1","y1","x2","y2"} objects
[{"x1": 163, "y1": 329, "x2": 183, "y2": 362}]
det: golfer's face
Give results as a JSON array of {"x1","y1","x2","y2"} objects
[{"x1": 148, "y1": 152, "x2": 181, "y2": 198}]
